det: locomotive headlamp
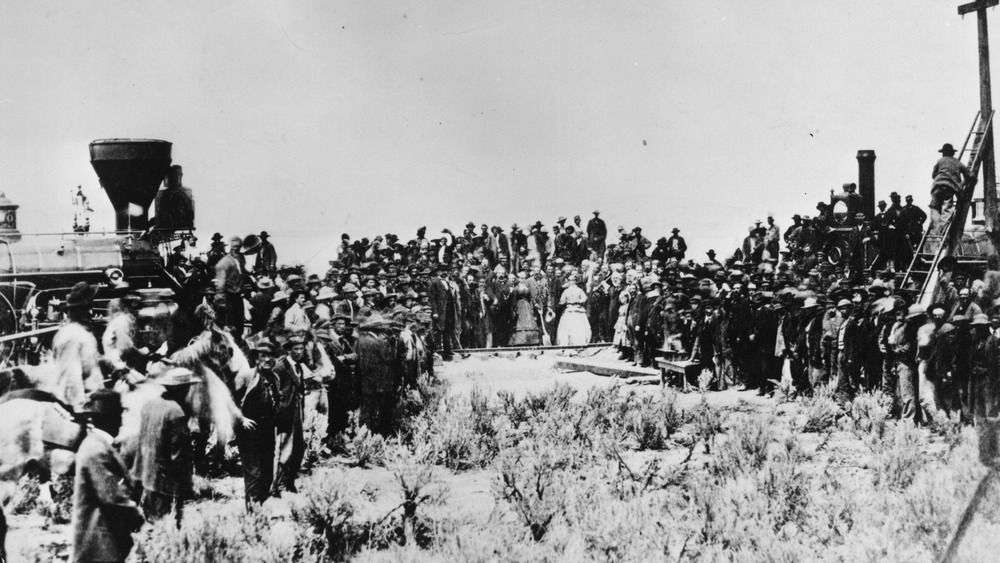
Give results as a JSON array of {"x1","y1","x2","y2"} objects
[{"x1": 106, "y1": 268, "x2": 126, "y2": 288}]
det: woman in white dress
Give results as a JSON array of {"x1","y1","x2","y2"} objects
[{"x1": 557, "y1": 273, "x2": 592, "y2": 346}]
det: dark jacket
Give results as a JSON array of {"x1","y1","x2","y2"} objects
[
  {"x1": 73, "y1": 429, "x2": 144, "y2": 563},
  {"x1": 272, "y1": 356, "x2": 305, "y2": 430}
]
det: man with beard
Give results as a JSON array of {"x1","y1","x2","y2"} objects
[
  {"x1": 234, "y1": 342, "x2": 280, "y2": 508},
  {"x1": 272, "y1": 335, "x2": 309, "y2": 494}
]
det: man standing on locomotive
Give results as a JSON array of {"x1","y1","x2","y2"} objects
[{"x1": 214, "y1": 236, "x2": 247, "y2": 340}]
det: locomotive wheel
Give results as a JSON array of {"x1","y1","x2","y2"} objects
[{"x1": 0, "y1": 293, "x2": 18, "y2": 368}]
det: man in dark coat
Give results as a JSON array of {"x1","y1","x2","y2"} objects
[
  {"x1": 428, "y1": 266, "x2": 456, "y2": 360},
  {"x1": 234, "y1": 342, "x2": 280, "y2": 508},
  {"x1": 131, "y1": 368, "x2": 199, "y2": 526},
  {"x1": 256, "y1": 231, "x2": 278, "y2": 277},
  {"x1": 73, "y1": 390, "x2": 144, "y2": 563},
  {"x1": 665, "y1": 228, "x2": 687, "y2": 261},
  {"x1": 900, "y1": 194, "x2": 928, "y2": 249},
  {"x1": 586, "y1": 210, "x2": 607, "y2": 261},
  {"x1": 320, "y1": 316, "x2": 357, "y2": 440},
  {"x1": 272, "y1": 335, "x2": 308, "y2": 494}
]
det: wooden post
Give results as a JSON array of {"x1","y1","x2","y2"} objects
[{"x1": 960, "y1": 0, "x2": 999, "y2": 232}]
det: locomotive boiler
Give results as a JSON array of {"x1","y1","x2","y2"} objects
[{"x1": 0, "y1": 139, "x2": 195, "y2": 365}]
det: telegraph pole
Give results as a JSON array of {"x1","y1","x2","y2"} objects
[{"x1": 959, "y1": 0, "x2": 999, "y2": 231}]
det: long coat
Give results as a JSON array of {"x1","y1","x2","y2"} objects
[
  {"x1": 131, "y1": 395, "x2": 192, "y2": 498},
  {"x1": 73, "y1": 429, "x2": 144, "y2": 563}
]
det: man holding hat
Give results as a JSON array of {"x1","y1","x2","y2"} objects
[
  {"x1": 234, "y1": 341, "x2": 280, "y2": 508},
  {"x1": 132, "y1": 367, "x2": 200, "y2": 526},
  {"x1": 72, "y1": 389, "x2": 144, "y2": 563}
]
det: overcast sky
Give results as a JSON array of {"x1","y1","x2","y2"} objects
[{"x1": 0, "y1": 1, "x2": 992, "y2": 271}]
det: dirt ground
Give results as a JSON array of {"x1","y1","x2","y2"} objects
[{"x1": 3, "y1": 349, "x2": 777, "y2": 562}]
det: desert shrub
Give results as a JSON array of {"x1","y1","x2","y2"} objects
[
  {"x1": 689, "y1": 395, "x2": 725, "y2": 454},
  {"x1": 289, "y1": 474, "x2": 362, "y2": 561},
  {"x1": 523, "y1": 383, "x2": 577, "y2": 419},
  {"x1": 410, "y1": 389, "x2": 500, "y2": 471},
  {"x1": 495, "y1": 440, "x2": 574, "y2": 542},
  {"x1": 801, "y1": 384, "x2": 842, "y2": 433},
  {"x1": 346, "y1": 411, "x2": 386, "y2": 468},
  {"x1": 845, "y1": 390, "x2": 891, "y2": 439},
  {"x1": 711, "y1": 413, "x2": 777, "y2": 479},
  {"x1": 496, "y1": 389, "x2": 529, "y2": 429},
  {"x1": 191, "y1": 474, "x2": 231, "y2": 501},
  {"x1": 302, "y1": 399, "x2": 329, "y2": 469},
  {"x1": 927, "y1": 411, "x2": 964, "y2": 452},
  {"x1": 582, "y1": 384, "x2": 630, "y2": 439},
  {"x1": 871, "y1": 422, "x2": 927, "y2": 490},
  {"x1": 383, "y1": 442, "x2": 450, "y2": 547},
  {"x1": 133, "y1": 504, "x2": 299, "y2": 563},
  {"x1": 42, "y1": 472, "x2": 74, "y2": 525},
  {"x1": 625, "y1": 390, "x2": 681, "y2": 451},
  {"x1": 10, "y1": 474, "x2": 40, "y2": 515}
]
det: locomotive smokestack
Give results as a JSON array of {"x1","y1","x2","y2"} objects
[
  {"x1": 89, "y1": 139, "x2": 172, "y2": 232},
  {"x1": 856, "y1": 149, "x2": 876, "y2": 219}
]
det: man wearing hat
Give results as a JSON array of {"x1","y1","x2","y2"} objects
[
  {"x1": 900, "y1": 194, "x2": 927, "y2": 248},
  {"x1": 234, "y1": 342, "x2": 280, "y2": 507},
  {"x1": 428, "y1": 265, "x2": 457, "y2": 361},
  {"x1": 665, "y1": 228, "x2": 687, "y2": 261},
  {"x1": 53, "y1": 281, "x2": 103, "y2": 409},
  {"x1": 272, "y1": 335, "x2": 309, "y2": 494},
  {"x1": 214, "y1": 236, "x2": 248, "y2": 340},
  {"x1": 249, "y1": 277, "x2": 277, "y2": 334},
  {"x1": 784, "y1": 214, "x2": 803, "y2": 249},
  {"x1": 72, "y1": 389, "x2": 144, "y2": 563},
  {"x1": 586, "y1": 210, "x2": 607, "y2": 261},
  {"x1": 320, "y1": 316, "x2": 358, "y2": 442},
  {"x1": 132, "y1": 367, "x2": 200, "y2": 525},
  {"x1": 887, "y1": 304, "x2": 924, "y2": 420},
  {"x1": 930, "y1": 143, "x2": 975, "y2": 218},
  {"x1": 256, "y1": 231, "x2": 278, "y2": 278},
  {"x1": 968, "y1": 313, "x2": 997, "y2": 418}
]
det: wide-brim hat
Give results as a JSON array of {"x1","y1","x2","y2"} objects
[
  {"x1": 939, "y1": 143, "x2": 956, "y2": 155},
  {"x1": 61, "y1": 282, "x2": 97, "y2": 310},
  {"x1": 906, "y1": 304, "x2": 926, "y2": 320},
  {"x1": 256, "y1": 277, "x2": 275, "y2": 290},
  {"x1": 672, "y1": 228, "x2": 680, "y2": 233},
  {"x1": 286, "y1": 274, "x2": 303, "y2": 284},
  {"x1": 157, "y1": 367, "x2": 201, "y2": 387},
  {"x1": 341, "y1": 283, "x2": 359, "y2": 293},
  {"x1": 271, "y1": 290, "x2": 289, "y2": 303},
  {"x1": 316, "y1": 286, "x2": 337, "y2": 301},
  {"x1": 972, "y1": 313, "x2": 990, "y2": 326},
  {"x1": 211, "y1": 232, "x2": 224, "y2": 241},
  {"x1": 284, "y1": 334, "x2": 306, "y2": 348}
]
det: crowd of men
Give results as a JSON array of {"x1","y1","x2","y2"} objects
[{"x1": 30, "y1": 143, "x2": 995, "y2": 563}]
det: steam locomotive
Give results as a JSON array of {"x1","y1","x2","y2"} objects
[
  {"x1": 808, "y1": 150, "x2": 993, "y2": 274},
  {"x1": 0, "y1": 139, "x2": 195, "y2": 365}
]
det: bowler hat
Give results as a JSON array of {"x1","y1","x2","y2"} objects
[
  {"x1": 211, "y1": 232, "x2": 223, "y2": 241},
  {"x1": 260, "y1": 231, "x2": 269, "y2": 238},
  {"x1": 939, "y1": 143, "x2": 956, "y2": 155},
  {"x1": 62, "y1": 282, "x2": 97, "y2": 310}
]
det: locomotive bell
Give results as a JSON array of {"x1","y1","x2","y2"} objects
[{"x1": 89, "y1": 139, "x2": 172, "y2": 232}]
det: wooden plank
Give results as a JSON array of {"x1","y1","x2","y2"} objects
[
  {"x1": 463, "y1": 342, "x2": 611, "y2": 354},
  {"x1": 553, "y1": 356, "x2": 660, "y2": 379}
]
